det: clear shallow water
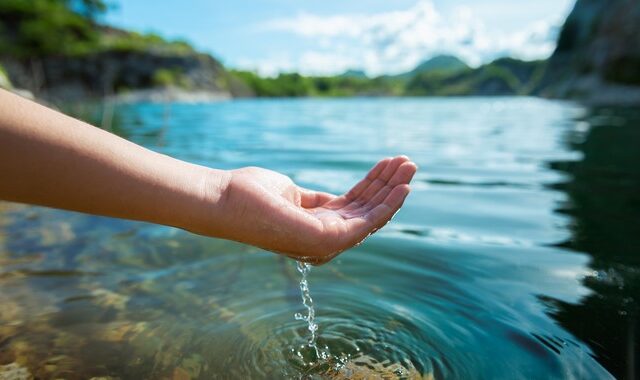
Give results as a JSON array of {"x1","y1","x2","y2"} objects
[{"x1": 0, "y1": 97, "x2": 638, "y2": 379}]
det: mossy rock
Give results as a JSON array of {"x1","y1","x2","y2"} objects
[{"x1": 152, "y1": 68, "x2": 193, "y2": 89}]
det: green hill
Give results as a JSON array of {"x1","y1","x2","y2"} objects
[
  {"x1": 406, "y1": 55, "x2": 469, "y2": 76},
  {"x1": 406, "y1": 58, "x2": 546, "y2": 96},
  {"x1": 339, "y1": 69, "x2": 368, "y2": 79}
]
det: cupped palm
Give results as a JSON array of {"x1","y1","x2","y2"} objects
[{"x1": 220, "y1": 156, "x2": 417, "y2": 264}]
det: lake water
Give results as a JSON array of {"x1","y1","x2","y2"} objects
[{"x1": 1, "y1": 97, "x2": 638, "y2": 379}]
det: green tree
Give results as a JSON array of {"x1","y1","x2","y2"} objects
[{"x1": 0, "y1": 0, "x2": 102, "y2": 57}]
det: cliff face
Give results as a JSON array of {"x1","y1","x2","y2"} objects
[
  {"x1": 0, "y1": 0, "x2": 253, "y2": 102},
  {"x1": 1, "y1": 50, "x2": 253, "y2": 101},
  {"x1": 541, "y1": 0, "x2": 640, "y2": 103}
]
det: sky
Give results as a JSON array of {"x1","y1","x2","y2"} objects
[{"x1": 104, "y1": 0, "x2": 576, "y2": 76}]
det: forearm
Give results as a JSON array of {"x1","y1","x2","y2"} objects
[{"x1": 0, "y1": 89, "x2": 229, "y2": 232}]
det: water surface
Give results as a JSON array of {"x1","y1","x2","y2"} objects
[{"x1": 1, "y1": 97, "x2": 638, "y2": 379}]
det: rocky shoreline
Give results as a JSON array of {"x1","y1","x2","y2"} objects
[
  {"x1": 0, "y1": 49, "x2": 252, "y2": 104},
  {"x1": 109, "y1": 87, "x2": 231, "y2": 104}
]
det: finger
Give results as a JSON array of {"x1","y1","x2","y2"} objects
[
  {"x1": 339, "y1": 155, "x2": 409, "y2": 212},
  {"x1": 351, "y1": 155, "x2": 409, "y2": 206},
  {"x1": 344, "y1": 157, "x2": 391, "y2": 201},
  {"x1": 326, "y1": 157, "x2": 392, "y2": 207},
  {"x1": 364, "y1": 184, "x2": 411, "y2": 229},
  {"x1": 343, "y1": 184, "x2": 411, "y2": 245},
  {"x1": 299, "y1": 187, "x2": 337, "y2": 208},
  {"x1": 355, "y1": 161, "x2": 417, "y2": 214}
]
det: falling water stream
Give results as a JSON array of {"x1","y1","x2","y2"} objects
[{"x1": 293, "y1": 261, "x2": 330, "y2": 366}]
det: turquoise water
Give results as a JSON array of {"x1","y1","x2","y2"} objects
[{"x1": 1, "y1": 97, "x2": 638, "y2": 379}]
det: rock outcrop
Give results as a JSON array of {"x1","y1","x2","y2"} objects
[
  {"x1": 1, "y1": 50, "x2": 253, "y2": 102},
  {"x1": 540, "y1": 0, "x2": 640, "y2": 104}
]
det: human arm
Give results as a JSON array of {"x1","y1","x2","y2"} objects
[{"x1": 0, "y1": 89, "x2": 416, "y2": 264}]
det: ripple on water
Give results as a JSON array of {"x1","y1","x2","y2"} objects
[
  {"x1": 193, "y1": 258, "x2": 440, "y2": 378},
  {"x1": 240, "y1": 308, "x2": 436, "y2": 378}
]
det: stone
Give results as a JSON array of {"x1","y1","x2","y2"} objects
[
  {"x1": 171, "y1": 367, "x2": 190, "y2": 380},
  {"x1": 0, "y1": 363, "x2": 32, "y2": 380}
]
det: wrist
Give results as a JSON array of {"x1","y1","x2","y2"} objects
[{"x1": 182, "y1": 165, "x2": 232, "y2": 237}]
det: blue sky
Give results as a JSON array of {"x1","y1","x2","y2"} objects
[{"x1": 105, "y1": 0, "x2": 575, "y2": 76}]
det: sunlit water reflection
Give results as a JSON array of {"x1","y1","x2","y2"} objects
[{"x1": 1, "y1": 97, "x2": 638, "y2": 379}]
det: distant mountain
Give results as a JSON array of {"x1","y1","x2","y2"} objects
[
  {"x1": 405, "y1": 57, "x2": 545, "y2": 96},
  {"x1": 339, "y1": 69, "x2": 368, "y2": 79},
  {"x1": 488, "y1": 57, "x2": 546, "y2": 89},
  {"x1": 394, "y1": 55, "x2": 469, "y2": 80},
  {"x1": 412, "y1": 55, "x2": 469, "y2": 74}
]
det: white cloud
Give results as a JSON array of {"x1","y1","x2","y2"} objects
[{"x1": 243, "y1": 1, "x2": 563, "y2": 76}]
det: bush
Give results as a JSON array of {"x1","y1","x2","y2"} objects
[
  {"x1": 0, "y1": 63, "x2": 12, "y2": 89},
  {"x1": 0, "y1": 0, "x2": 100, "y2": 57},
  {"x1": 99, "y1": 31, "x2": 195, "y2": 55},
  {"x1": 231, "y1": 70, "x2": 398, "y2": 97},
  {"x1": 152, "y1": 68, "x2": 191, "y2": 89},
  {"x1": 0, "y1": 0, "x2": 196, "y2": 58}
]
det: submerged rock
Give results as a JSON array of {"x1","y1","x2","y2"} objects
[
  {"x1": 91, "y1": 288, "x2": 130, "y2": 311},
  {"x1": 171, "y1": 367, "x2": 191, "y2": 380},
  {"x1": 0, "y1": 363, "x2": 32, "y2": 380},
  {"x1": 322, "y1": 354, "x2": 430, "y2": 380}
]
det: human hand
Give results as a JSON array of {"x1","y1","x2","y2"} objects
[
  {"x1": 0, "y1": 90, "x2": 415, "y2": 263},
  {"x1": 204, "y1": 156, "x2": 416, "y2": 264}
]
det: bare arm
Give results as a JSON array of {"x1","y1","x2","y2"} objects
[
  {"x1": 0, "y1": 88, "x2": 226, "y2": 232},
  {"x1": 0, "y1": 89, "x2": 416, "y2": 264}
]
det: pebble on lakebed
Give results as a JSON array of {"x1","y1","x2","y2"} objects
[{"x1": 0, "y1": 363, "x2": 32, "y2": 380}]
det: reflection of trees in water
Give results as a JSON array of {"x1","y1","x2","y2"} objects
[{"x1": 546, "y1": 107, "x2": 640, "y2": 379}]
